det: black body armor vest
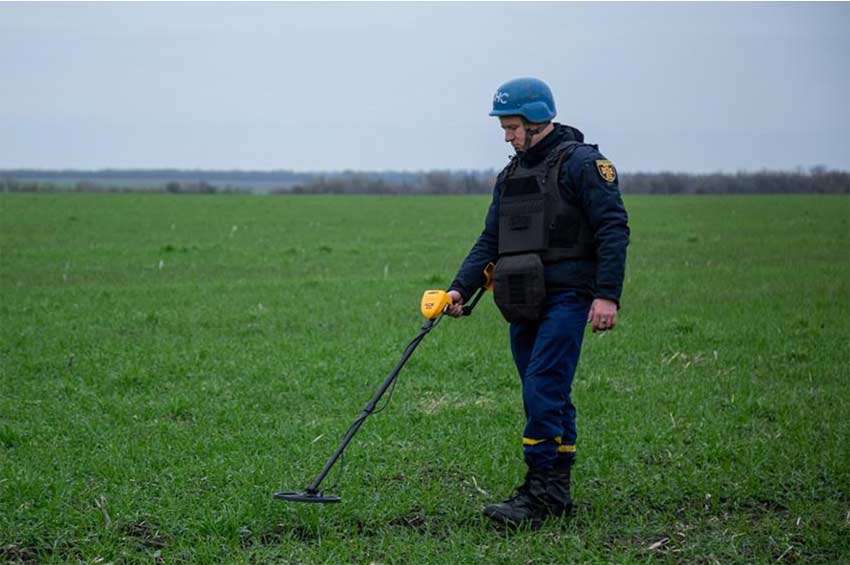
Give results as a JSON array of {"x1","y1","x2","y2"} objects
[{"x1": 498, "y1": 141, "x2": 596, "y2": 262}]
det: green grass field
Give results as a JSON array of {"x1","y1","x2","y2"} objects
[{"x1": 1, "y1": 193, "x2": 848, "y2": 563}]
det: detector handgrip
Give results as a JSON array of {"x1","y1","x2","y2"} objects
[
  {"x1": 421, "y1": 263, "x2": 494, "y2": 319},
  {"x1": 420, "y1": 290, "x2": 453, "y2": 320}
]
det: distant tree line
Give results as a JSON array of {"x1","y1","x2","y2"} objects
[
  {"x1": 283, "y1": 171, "x2": 494, "y2": 195},
  {"x1": 0, "y1": 177, "x2": 252, "y2": 195},
  {"x1": 1, "y1": 167, "x2": 847, "y2": 195},
  {"x1": 622, "y1": 166, "x2": 848, "y2": 194},
  {"x1": 2, "y1": 168, "x2": 313, "y2": 183}
]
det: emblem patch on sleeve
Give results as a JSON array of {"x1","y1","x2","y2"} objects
[{"x1": 595, "y1": 160, "x2": 617, "y2": 183}]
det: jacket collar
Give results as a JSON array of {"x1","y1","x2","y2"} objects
[{"x1": 517, "y1": 123, "x2": 585, "y2": 168}]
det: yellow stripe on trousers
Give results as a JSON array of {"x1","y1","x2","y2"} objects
[{"x1": 522, "y1": 436, "x2": 563, "y2": 446}]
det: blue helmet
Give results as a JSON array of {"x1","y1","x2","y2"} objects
[{"x1": 489, "y1": 77, "x2": 557, "y2": 122}]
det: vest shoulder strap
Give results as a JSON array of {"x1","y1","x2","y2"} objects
[
  {"x1": 545, "y1": 140, "x2": 585, "y2": 171},
  {"x1": 496, "y1": 156, "x2": 520, "y2": 185}
]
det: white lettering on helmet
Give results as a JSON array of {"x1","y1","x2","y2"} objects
[{"x1": 494, "y1": 91, "x2": 510, "y2": 105}]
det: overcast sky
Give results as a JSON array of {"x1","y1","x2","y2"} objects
[{"x1": 1, "y1": 2, "x2": 848, "y2": 173}]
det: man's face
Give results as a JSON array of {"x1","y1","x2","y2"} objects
[{"x1": 499, "y1": 116, "x2": 526, "y2": 152}]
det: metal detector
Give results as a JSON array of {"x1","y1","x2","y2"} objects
[{"x1": 275, "y1": 266, "x2": 493, "y2": 504}]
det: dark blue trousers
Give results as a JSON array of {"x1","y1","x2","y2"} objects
[{"x1": 509, "y1": 291, "x2": 591, "y2": 470}]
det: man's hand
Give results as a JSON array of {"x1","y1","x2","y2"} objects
[
  {"x1": 446, "y1": 290, "x2": 464, "y2": 318},
  {"x1": 588, "y1": 298, "x2": 618, "y2": 332}
]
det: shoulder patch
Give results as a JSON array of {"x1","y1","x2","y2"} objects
[{"x1": 595, "y1": 159, "x2": 617, "y2": 183}]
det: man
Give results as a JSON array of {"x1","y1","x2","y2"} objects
[{"x1": 445, "y1": 77, "x2": 629, "y2": 528}]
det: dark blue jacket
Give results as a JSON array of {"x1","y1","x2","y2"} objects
[{"x1": 449, "y1": 123, "x2": 630, "y2": 306}]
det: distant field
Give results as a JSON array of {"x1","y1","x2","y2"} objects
[{"x1": 1, "y1": 193, "x2": 848, "y2": 563}]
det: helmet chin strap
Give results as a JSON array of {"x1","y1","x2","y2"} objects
[{"x1": 521, "y1": 120, "x2": 543, "y2": 153}]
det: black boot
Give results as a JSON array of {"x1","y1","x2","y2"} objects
[
  {"x1": 482, "y1": 464, "x2": 573, "y2": 529},
  {"x1": 541, "y1": 462, "x2": 573, "y2": 517}
]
